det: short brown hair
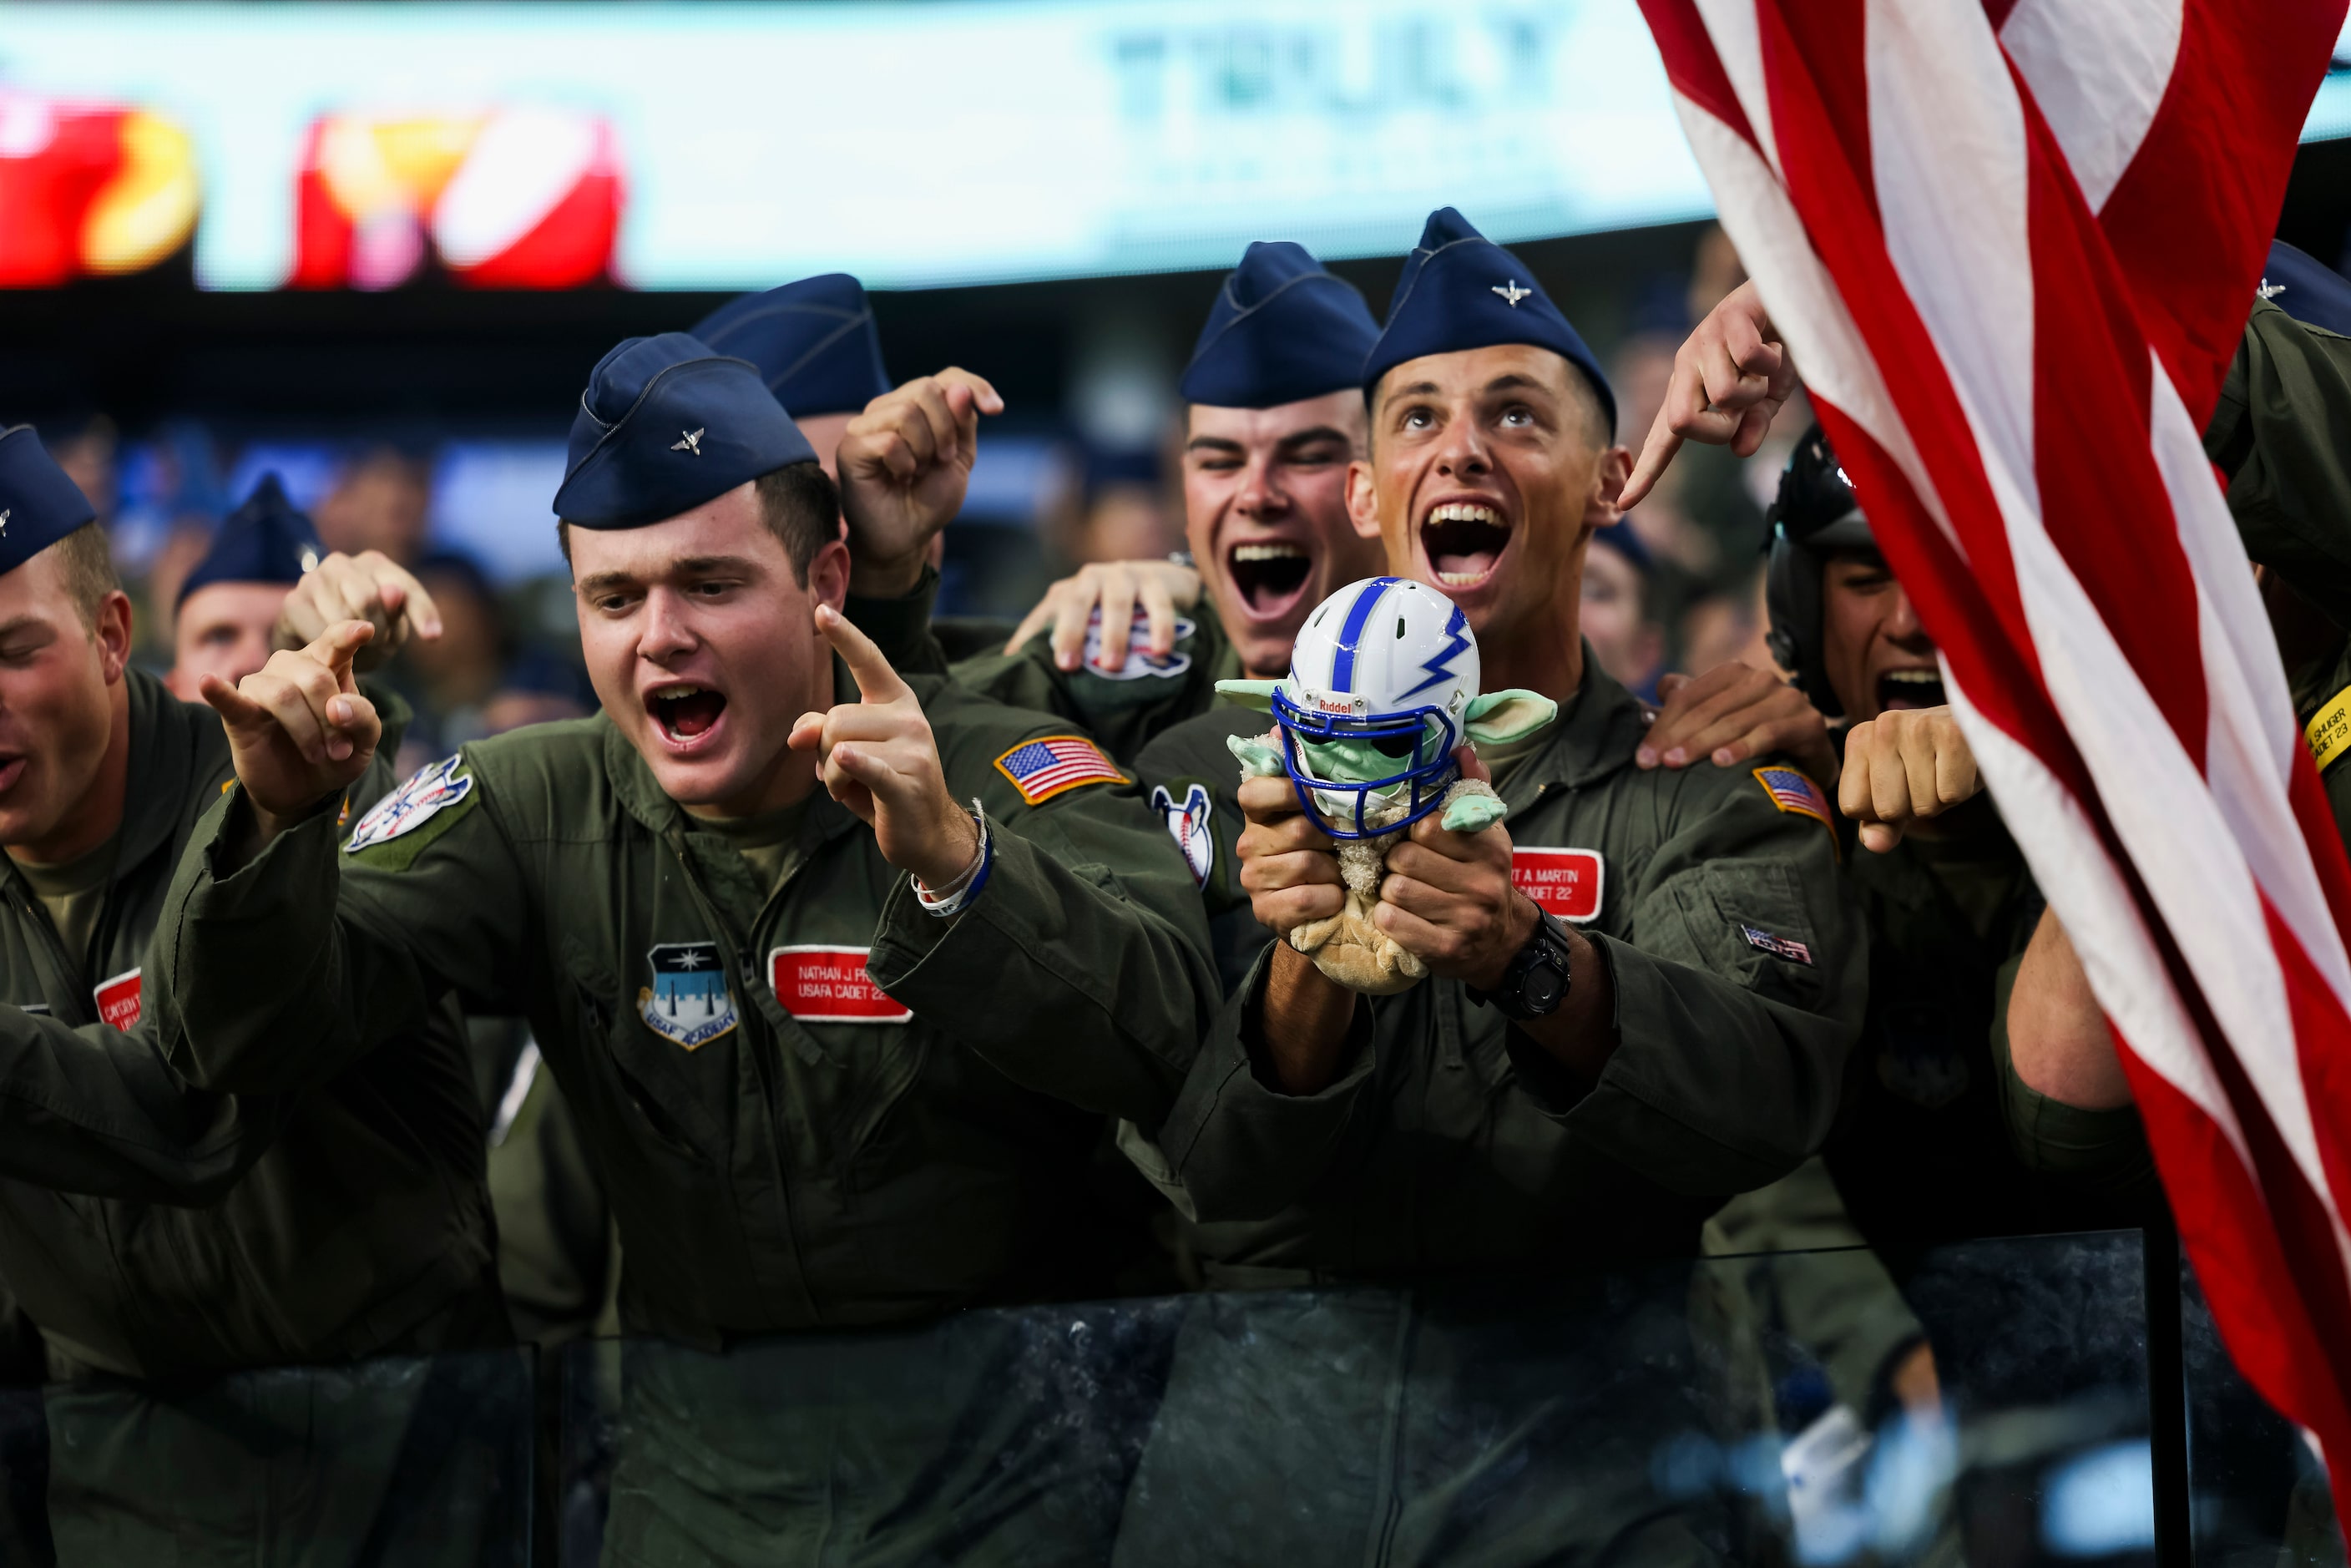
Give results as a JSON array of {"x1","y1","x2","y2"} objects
[
  {"x1": 48, "y1": 523, "x2": 121, "y2": 630},
  {"x1": 557, "y1": 462, "x2": 842, "y2": 585}
]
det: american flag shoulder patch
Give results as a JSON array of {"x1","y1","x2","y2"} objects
[
  {"x1": 1752, "y1": 765, "x2": 1833, "y2": 831},
  {"x1": 993, "y1": 735, "x2": 1125, "y2": 805}
]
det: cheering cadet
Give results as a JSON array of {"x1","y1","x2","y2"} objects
[
  {"x1": 164, "y1": 473, "x2": 326, "y2": 700},
  {"x1": 148, "y1": 335, "x2": 1217, "y2": 1562},
  {"x1": 842, "y1": 240, "x2": 1386, "y2": 759},
  {"x1": 0, "y1": 427, "x2": 505, "y2": 1561},
  {"x1": 1107, "y1": 211, "x2": 1861, "y2": 1565}
]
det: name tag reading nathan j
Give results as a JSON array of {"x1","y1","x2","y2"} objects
[
  {"x1": 1510, "y1": 848, "x2": 1604, "y2": 923},
  {"x1": 768, "y1": 947, "x2": 913, "y2": 1024}
]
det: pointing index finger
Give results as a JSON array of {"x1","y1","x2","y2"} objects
[
  {"x1": 311, "y1": 620, "x2": 376, "y2": 689},
  {"x1": 814, "y1": 604, "x2": 912, "y2": 704}
]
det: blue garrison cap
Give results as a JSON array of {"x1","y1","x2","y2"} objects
[
  {"x1": 690, "y1": 274, "x2": 891, "y2": 419},
  {"x1": 0, "y1": 426, "x2": 97, "y2": 577},
  {"x1": 554, "y1": 332, "x2": 817, "y2": 529},
  {"x1": 1179, "y1": 242, "x2": 1381, "y2": 409},
  {"x1": 1363, "y1": 209, "x2": 1615, "y2": 433},
  {"x1": 2259, "y1": 241, "x2": 2351, "y2": 340},
  {"x1": 178, "y1": 473, "x2": 321, "y2": 607}
]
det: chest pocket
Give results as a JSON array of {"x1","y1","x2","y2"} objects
[
  {"x1": 1634, "y1": 861, "x2": 1827, "y2": 1009},
  {"x1": 757, "y1": 946, "x2": 933, "y2": 1168},
  {"x1": 564, "y1": 944, "x2": 721, "y2": 1167}
]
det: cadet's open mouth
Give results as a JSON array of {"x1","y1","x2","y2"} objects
[
  {"x1": 648, "y1": 683, "x2": 727, "y2": 744},
  {"x1": 1877, "y1": 668, "x2": 1945, "y2": 711},
  {"x1": 1227, "y1": 541, "x2": 1312, "y2": 620},
  {"x1": 1420, "y1": 502, "x2": 1512, "y2": 588},
  {"x1": 0, "y1": 755, "x2": 23, "y2": 794}
]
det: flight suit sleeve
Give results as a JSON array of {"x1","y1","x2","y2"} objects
[
  {"x1": 1575, "y1": 770, "x2": 1866, "y2": 1196},
  {"x1": 1988, "y1": 949, "x2": 2158, "y2": 1200},
  {"x1": 0, "y1": 1004, "x2": 286, "y2": 1206},
  {"x1": 150, "y1": 751, "x2": 538, "y2": 1097},
  {"x1": 864, "y1": 718, "x2": 1222, "y2": 1130},
  {"x1": 2207, "y1": 297, "x2": 2351, "y2": 623}
]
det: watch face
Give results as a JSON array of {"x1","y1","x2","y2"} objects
[{"x1": 1525, "y1": 965, "x2": 1565, "y2": 1010}]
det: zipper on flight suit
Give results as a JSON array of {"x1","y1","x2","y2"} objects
[{"x1": 663, "y1": 827, "x2": 822, "y2": 1323}]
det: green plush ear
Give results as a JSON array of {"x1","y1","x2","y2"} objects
[
  {"x1": 1215, "y1": 679, "x2": 1282, "y2": 712},
  {"x1": 1463, "y1": 690, "x2": 1558, "y2": 746}
]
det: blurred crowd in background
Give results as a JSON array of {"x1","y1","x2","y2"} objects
[{"x1": 39, "y1": 224, "x2": 1802, "y2": 754}]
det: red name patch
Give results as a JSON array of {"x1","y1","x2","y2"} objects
[
  {"x1": 767, "y1": 947, "x2": 912, "y2": 1024},
  {"x1": 1511, "y1": 848, "x2": 1604, "y2": 923},
  {"x1": 94, "y1": 968, "x2": 142, "y2": 1031}
]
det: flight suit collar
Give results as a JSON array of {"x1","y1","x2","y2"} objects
[
  {"x1": 598, "y1": 713, "x2": 863, "y2": 910},
  {"x1": 1496, "y1": 640, "x2": 1647, "y2": 811},
  {"x1": 117, "y1": 670, "x2": 207, "y2": 878}
]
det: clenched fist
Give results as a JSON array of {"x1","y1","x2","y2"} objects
[
  {"x1": 835, "y1": 368, "x2": 1004, "y2": 598},
  {"x1": 1839, "y1": 704, "x2": 1980, "y2": 852}
]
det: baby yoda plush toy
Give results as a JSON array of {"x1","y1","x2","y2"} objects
[{"x1": 1217, "y1": 577, "x2": 1555, "y2": 995}]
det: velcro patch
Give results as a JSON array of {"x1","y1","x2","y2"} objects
[
  {"x1": 1752, "y1": 766, "x2": 1834, "y2": 832},
  {"x1": 1150, "y1": 782, "x2": 1214, "y2": 889},
  {"x1": 994, "y1": 735, "x2": 1125, "y2": 805},
  {"x1": 1079, "y1": 607, "x2": 1196, "y2": 681},
  {"x1": 1511, "y1": 847, "x2": 1604, "y2": 922},
  {"x1": 94, "y1": 968, "x2": 142, "y2": 1030},
  {"x1": 346, "y1": 755, "x2": 473, "y2": 854},
  {"x1": 769, "y1": 947, "x2": 912, "y2": 1024},
  {"x1": 1742, "y1": 925, "x2": 1815, "y2": 967}
]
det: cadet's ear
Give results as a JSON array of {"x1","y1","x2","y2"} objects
[
  {"x1": 1463, "y1": 690, "x2": 1558, "y2": 746},
  {"x1": 1215, "y1": 680, "x2": 1281, "y2": 712}
]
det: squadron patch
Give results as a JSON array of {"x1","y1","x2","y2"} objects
[
  {"x1": 1741, "y1": 926, "x2": 1816, "y2": 967},
  {"x1": 1752, "y1": 766, "x2": 1834, "y2": 834},
  {"x1": 1510, "y1": 847, "x2": 1605, "y2": 922},
  {"x1": 768, "y1": 946, "x2": 912, "y2": 1024},
  {"x1": 94, "y1": 968, "x2": 141, "y2": 1030},
  {"x1": 638, "y1": 942, "x2": 740, "y2": 1050},
  {"x1": 346, "y1": 756, "x2": 473, "y2": 854},
  {"x1": 1079, "y1": 607, "x2": 1195, "y2": 682},
  {"x1": 1150, "y1": 782, "x2": 1215, "y2": 888},
  {"x1": 994, "y1": 736, "x2": 1125, "y2": 805}
]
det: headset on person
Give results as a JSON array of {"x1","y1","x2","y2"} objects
[{"x1": 1762, "y1": 422, "x2": 1877, "y2": 721}]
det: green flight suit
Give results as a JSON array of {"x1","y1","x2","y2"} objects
[
  {"x1": 151, "y1": 675, "x2": 1221, "y2": 1565},
  {"x1": 0, "y1": 670, "x2": 506, "y2": 1564},
  {"x1": 1112, "y1": 653, "x2": 1861, "y2": 1566},
  {"x1": 850, "y1": 568, "x2": 1244, "y2": 764}
]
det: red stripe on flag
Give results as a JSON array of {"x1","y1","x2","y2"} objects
[
  {"x1": 2091, "y1": 0, "x2": 2346, "y2": 425},
  {"x1": 1636, "y1": 0, "x2": 1759, "y2": 151}
]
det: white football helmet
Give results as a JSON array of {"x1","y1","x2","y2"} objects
[{"x1": 1272, "y1": 576, "x2": 1478, "y2": 837}]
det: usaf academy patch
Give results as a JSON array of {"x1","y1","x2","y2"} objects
[
  {"x1": 346, "y1": 755, "x2": 473, "y2": 854},
  {"x1": 1150, "y1": 781, "x2": 1214, "y2": 888},
  {"x1": 638, "y1": 942, "x2": 740, "y2": 1050}
]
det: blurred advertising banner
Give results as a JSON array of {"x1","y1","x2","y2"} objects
[{"x1": 0, "y1": 0, "x2": 1714, "y2": 291}]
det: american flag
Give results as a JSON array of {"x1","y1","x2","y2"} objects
[
  {"x1": 1636, "y1": 0, "x2": 2351, "y2": 1515},
  {"x1": 993, "y1": 736, "x2": 1125, "y2": 805},
  {"x1": 1752, "y1": 764, "x2": 1833, "y2": 832}
]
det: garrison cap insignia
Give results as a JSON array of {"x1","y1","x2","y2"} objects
[
  {"x1": 994, "y1": 735, "x2": 1125, "y2": 805},
  {"x1": 346, "y1": 755, "x2": 473, "y2": 853},
  {"x1": 671, "y1": 427, "x2": 704, "y2": 455},
  {"x1": 1492, "y1": 280, "x2": 1531, "y2": 306},
  {"x1": 1150, "y1": 781, "x2": 1214, "y2": 888},
  {"x1": 640, "y1": 942, "x2": 739, "y2": 1050},
  {"x1": 1752, "y1": 765, "x2": 1833, "y2": 833}
]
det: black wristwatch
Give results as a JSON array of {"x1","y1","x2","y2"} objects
[{"x1": 1467, "y1": 908, "x2": 1575, "y2": 1020}]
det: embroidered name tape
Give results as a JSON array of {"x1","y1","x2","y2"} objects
[
  {"x1": 94, "y1": 967, "x2": 142, "y2": 1030},
  {"x1": 1741, "y1": 925, "x2": 1815, "y2": 966},
  {"x1": 1511, "y1": 847, "x2": 1604, "y2": 922},
  {"x1": 769, "y1": 947, "x2": 912, "y2": 1024},
  {"x1": 2308, "y1": 687, "x2": 2351, "y2": 773},
  {"x1": 994, "y1": 735, "x2": 1125, "y2": 805},
  {"x1": 1753, "y1": 766, "x2": 1834, "y2": 833}
]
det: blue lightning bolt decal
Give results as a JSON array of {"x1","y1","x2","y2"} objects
[{"x1": 1398, "y1": 604, "x2": 1470, "y2": 699}]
